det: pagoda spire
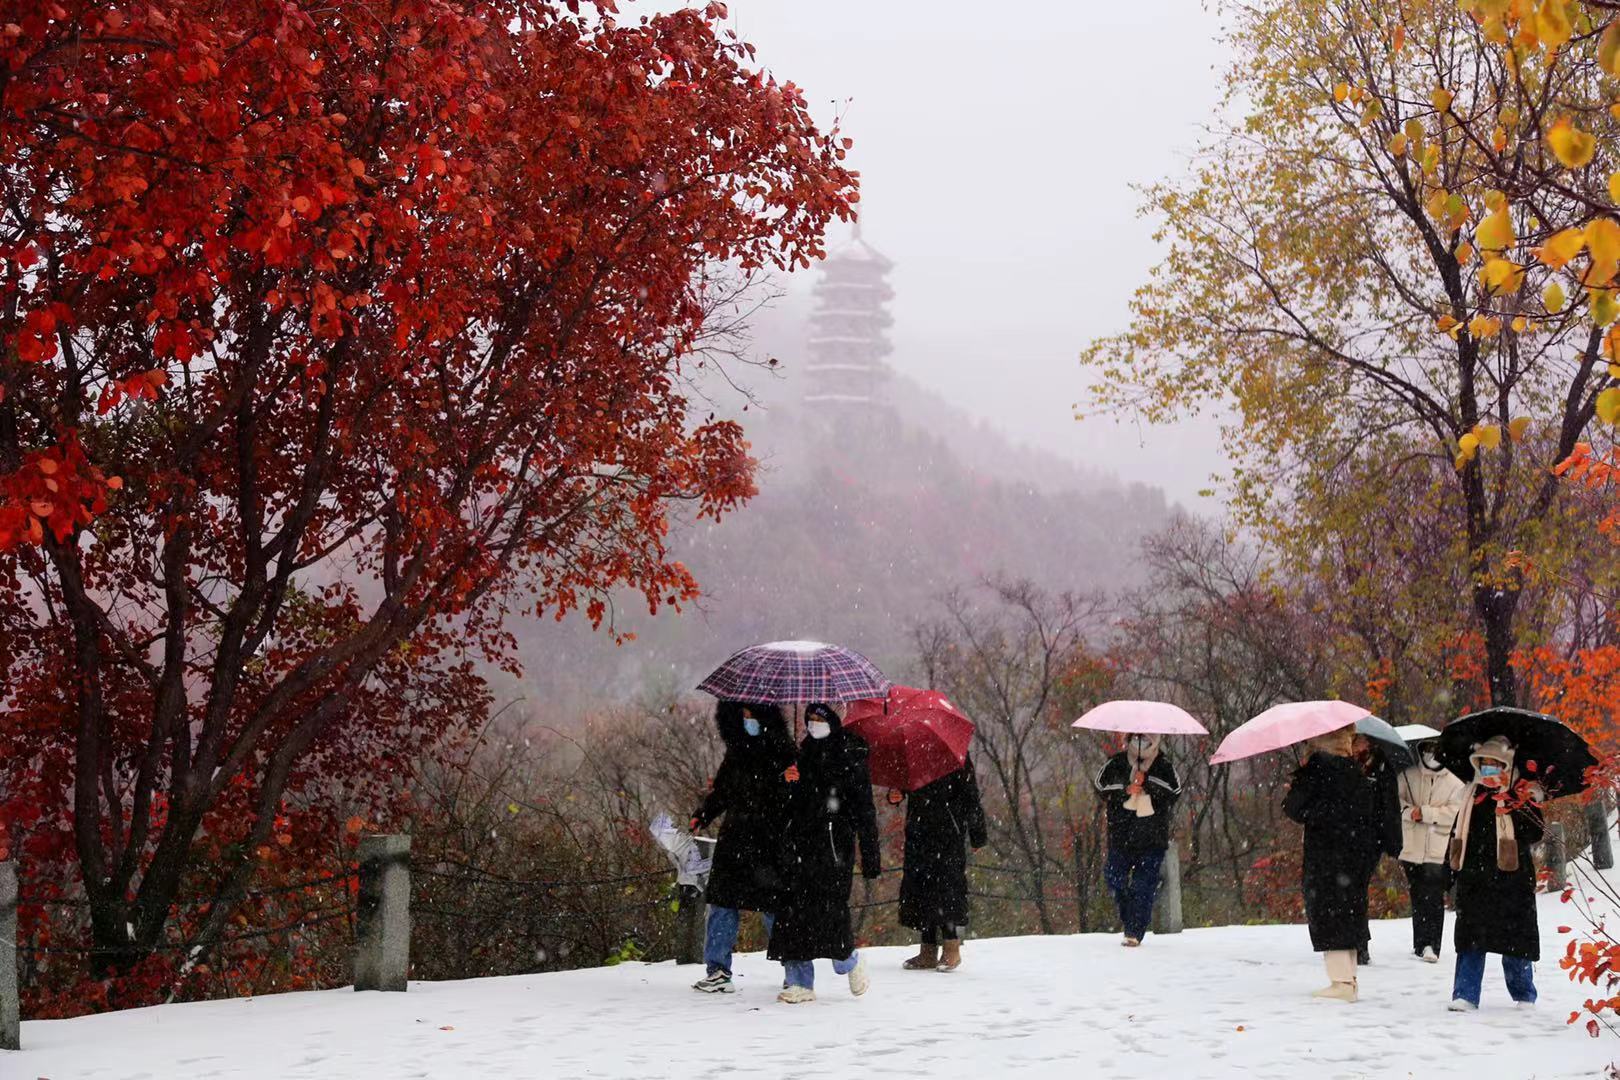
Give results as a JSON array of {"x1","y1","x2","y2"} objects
[{"x1": 803, "y1": 222, "x2": 894, "y2": 409}]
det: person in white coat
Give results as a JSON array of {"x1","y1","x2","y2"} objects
[{"x1": 1397, "y1": 736, "x2": 1469, "y2": 963}]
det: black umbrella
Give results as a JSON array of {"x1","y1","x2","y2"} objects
[
  {"x1": 1435, "y1": 707, "x2": 1597, "y2": 798},
  {"x1": 1356, "y1": 715, "x2": 1415, "y2": 769}
]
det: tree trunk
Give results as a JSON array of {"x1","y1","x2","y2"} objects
[{"x1": 1474, "y1": 582, "x2": 1520, "y2": 707}]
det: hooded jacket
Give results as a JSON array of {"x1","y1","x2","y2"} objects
[
  {"x1": 1397, "y1": 748, "x2": 1470, "y2": 866},
  {"x1": 898, "y1": 757, "x2": 988, "y2": 933},
  {"x1": 692, "y1": 702, "x2": 796, "y2": 913}
]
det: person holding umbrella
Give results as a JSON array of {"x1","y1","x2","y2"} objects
[
  {"x1": 1394, "y1": 725, "x2": 1468, "y2": 964},
  {"x1": 689, "y1": 701, "x2": 797, "y2": 994},
  {"x1": 1095, "y1": 733, "x2": 1183, "y2": 948},
  {"x1": 843, "y1": 686, "x2": 983, "y2": 973},
  {"x1": 1076, "y1": 701, "x2": 1205, "y2": 949},
  {"x1": 1435, "y1": 708, "x2": 1595, "y2": 1012},
  {"x1": 767, "y1": 703, "x2": 882, "y2": 1003}
]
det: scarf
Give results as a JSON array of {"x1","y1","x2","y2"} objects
[
  {"x1": 1123, "y1": 735, "x2": 1163, "y2": 817},
  {"x1": 1449, "y1": 735, "x2": 1520, "y2": 873}
]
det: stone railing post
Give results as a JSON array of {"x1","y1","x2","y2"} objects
[
  {"x1": 1, "y1": 862, "x2": 17, "y2": 1050},
  {"x1": 354, "y1": 835, "x2": 410, "y2": 992},
  {"x1": 1543, "y1": 822, "x2": 1569, "y2": 891},
  {"x1": 1152, "y1": 841, "x2": 1184, "y2": 935},
  {"x1": 1586, "y1": 796, "x2": 1614, "y2": 871}
]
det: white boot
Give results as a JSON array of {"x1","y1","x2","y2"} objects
[
  {"x1": 847, "y1": 953, "x2": 870, "y2": 997},
  {"x1": 777, "y1": 985, "x2": 816, "y2": 1004},
  {"x1": 1448, "y1": 997, "x2": 1478, "y2": 1012},
  {"x1": 1421, "y1": 947, "x2": 1439, "y2": 964}
]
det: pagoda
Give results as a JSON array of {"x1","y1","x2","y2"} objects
[{"x1": 803, "y1": 223, "x2": 894, "y2": 409}]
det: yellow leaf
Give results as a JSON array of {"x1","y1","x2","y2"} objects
[
  {"x1": 1548, "y1": 117, "x2": 1597, "y2": 169},
  {"x1": 1456, "y1": 242, "x2": 1476, "y2": 264},
  {"x1": 1595, "y1": 289, "x2": 1620, "y2": 326},
  {"x1": 1459, "y1": 431, "x2": 1481, "y2": 456},
  {"x1": 1475, "y1": 424, "x2": 1503, "y2": 450},
  {"x1": 1425, "y1": 188, "x2": 1450, "y2": 221},
  {"x1": 1588, "y1": 219, "x2": 1620, "y2": 286},
  {"x1": 1422, "y1": 145, "x2": 1441, "y2": 175},
  {"x1": 1609, "y1": 173, "x2": 1620, "y2": 205},
  {"x1": 1509, "y1": 416, "x2": 1532, "y2": 441},
  {"x1": 507, "y1": 802, "x2": 521, "y2": 814},
  {"x1": 1454, "y1": 451, "x2": 1470, "y2": 471},
  {"x1": 1535, "y1": 227, "x2": 1586, "y2": 269},
  {"x1": 1536, "y1": 0, "x2": 1573, "y2": 49},
  {"x1": 1404, "y1": 118, "x2": 1424, "y2": 142},
  {"x1": 1484, "y1": 15, "x2": 1509, "y2": 45},
  {"x1": 1436, "y1": 314, "x2": 1460, "y2": 333},
  {"x1": 1512, "y1": 315, "x2": 1528, "y2": 333},
  {"x1": 1431, "y1": 87, "x2": 1455, "y2": 112},
  {"x1": 1481, "y1": 258, "x2": 1526, "y2": 295},
  {"x1": 1599, "y1": 387, "x2": 1620, "y2": 425},
  {"x1": 1334, "y1": 82, "x2": 1350, "y2": 103},
  {"x1": 1393, "y1": 24, "x2": 1406, "y2": 52},
  {"x1": 1477, "y1": 207, "x2": 1516, "y2": 251},
  {"x1": 1469, "y1": 314, "x2": 1503, "y2": 338},
  {"x1": 1492, "y1": 125, "x2": 1508, "y2": 153},
  {"x1": 1601, "y1": 21, "x2": 1620, "y2": 77},
  {"x1": 1389, "y1": 133, "x2": 1409, "y2": 157},
  {"x1": 1484, "y1": 190, "x2": 1507, "y2": 213}
]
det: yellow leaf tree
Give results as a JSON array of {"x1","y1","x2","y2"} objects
[{"x1": 1084, "y1": 0, "x2": 1615, "y2": 706}]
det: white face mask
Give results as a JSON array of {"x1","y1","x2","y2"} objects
[{"x1": 807, "y1": 720, "x2": 832, "y2": 740}]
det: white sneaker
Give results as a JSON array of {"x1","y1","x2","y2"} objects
[
  {"x1": 1515, "y1": 1000, "x2": 1537, "y2": 1009},
  {"x1": 1421, "y1": 947, "x2": 1439, "y2": 964},
  {"x1": 1448, "y1": 998, "x2": 1478, "y2": 1012},
  {"x1": 847, "y1": 954, "x2": 870, "y2": 997},
  {"x1": 777, "y1": 986, "x2": 816, "y2": 1004}
]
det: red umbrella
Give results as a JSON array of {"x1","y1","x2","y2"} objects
[{"x1": 844, "y1": 686, "x2": 975, "y2": 792}]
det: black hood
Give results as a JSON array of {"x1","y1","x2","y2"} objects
[{"x1": 714, "y1": 700, "x2": 795, "y2": 766}]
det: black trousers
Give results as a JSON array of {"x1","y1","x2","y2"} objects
[
  {"x1": 920, "y1": 923, "x2": 963, "y2": 945},
  {"x1": 1402, "y1": 859, "x2": 1451, "y2": 955}
]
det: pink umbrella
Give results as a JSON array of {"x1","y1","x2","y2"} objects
[
  {"x1": 1208, "y1": 700, "x2": 1371, "y2": 765},
  {"x1": 1072, "y1": 700, "x2": 1208, "y2": 736},
  {"x1": 844, "y1": 686, "x2": 975, "y2": 792}
]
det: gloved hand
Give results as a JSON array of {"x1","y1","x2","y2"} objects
[{"x1": 689, "y1": 816, "x2": 703, "y2": 833}]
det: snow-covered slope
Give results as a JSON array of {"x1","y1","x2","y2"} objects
[{"x1": 16, "y1": 897, "x2": 1613, "y2": 1080}]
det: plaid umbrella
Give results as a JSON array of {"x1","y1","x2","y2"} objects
[{"x1": 696, "y1": 640, "x2": 891, "y2": 704}]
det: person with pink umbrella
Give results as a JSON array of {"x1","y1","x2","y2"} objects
[{"x1": 1075, "y1": 701, "x2": 1204, "y2": 948}]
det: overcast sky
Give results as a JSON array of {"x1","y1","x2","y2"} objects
[{"x1": 657, "y1": 0, "x2": 1235, "y2": 505}]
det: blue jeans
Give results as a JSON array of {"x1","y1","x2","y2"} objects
[
  {"x1": 783, "y1": 951, "x2": 859, "y2": 990},
  {"x1": 1104, "y1": 846, "x2": 1166, "y2": 941},
  {"x1": 1452, "y1": 949, "x2": 1536, "y2": 1005},
  {"x1": 704, "y1": 906, "x2": 775, "y2": 977}
]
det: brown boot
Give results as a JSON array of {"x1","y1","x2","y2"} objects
[
  {"x1": 903, "y1": 943, "x2": 939, "y2": 970},
  {"x1": 937, "y1": 940, "x2": 963, "y2": 972}
]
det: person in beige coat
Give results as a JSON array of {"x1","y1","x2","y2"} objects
[{"x1": 1397, "y1": 736, "x2": 1469, "y2": 963}]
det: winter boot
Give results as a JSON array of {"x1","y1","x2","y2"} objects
[
  {"x1": 693, "y1": 971, "x2": 735, "y2": 993},
  {"x1": 1447, "y1": 997, "x2": 1478, "y2": 1012},
  {"x1": 777, "y1": 986, "x2": 816, "y2": 1004},
  {"x1": 1311, "y1": 981, "x2": 1358, "y2": 1003},
  {"x1": 847, "y1": 953, "x2": 870, "y2": 997},
  {"x1": 903, "y1": 943, "x2": 939, "y2": 971},
  {"x1": 937, "y1": 940, "x2": 963, "y2": 973},
  {"x1": 1122, "y1": 936, "x2": 1142, "y2": 948},
  {"x1": 1420, "y1": 947, "x2": 1439, "y2": 964}
]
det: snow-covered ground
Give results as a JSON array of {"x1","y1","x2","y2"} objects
[{"x1": 15, "y1": 893, "x2": 1615, "y2": 1080}]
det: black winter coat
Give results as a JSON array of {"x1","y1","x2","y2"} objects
[
  {"x1": 1095, "y1": 752, "x2": 1182, "y2": 853},
  {"x1": 1366, "y1": 755, "x2": 1404, "y2": 865},
  {"x1": 1282, "y1": 752, "x2": 1381, "y2": 952},
  {"x1": 693, "y1": 705, "x2": 796, "y2": 913},
  {"x1": 767, "y1": 727, "x2": 881, "y2": 963},
  {"x1": 898, "y1": 759, "x2": 988, "y2": 933},
  {"x1": 1453, "y1": 793, "x2": 1544, "y2": 960}
]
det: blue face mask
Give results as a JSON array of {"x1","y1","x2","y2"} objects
[
  {"x1": 743, "y1": 717, "x2": 761, "y2": 737},
  {"x1": 1479, "y1": 764, "x2": 1503, "y2": 779}
]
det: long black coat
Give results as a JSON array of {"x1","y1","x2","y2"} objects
[
  {"x1": 898, "y1": 759, "x2": 988, "y2": 933},
  {"x1": 1453, "y1": 793, "x2": 1544, "y2": 960},
  {"x1": 1095, "y1": 752, "x2": 1182, "y2": 853},
  {"x1": 692, "y1": 705, "x2": 796, "y2": 913},
  {"x1": 1282, "y1": 752, "x2": 1381, "y2": 952},
  {"x1": 766, "y1": 726, "x2": 881, "y2": 963}
]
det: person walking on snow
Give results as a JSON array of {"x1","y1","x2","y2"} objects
[
  {"x1": 1094, "y1": 733, "x2": 1182, "y2": 947},
  {"x1": 1351, "y1": 734, "x2": 1404, "y2": 965},
  {"x1": 1282, "y1": 726, "x2": 1380, "y2": 1002},
  {"x1": 1398, "y1": 737, "x2": 1468, "y2": 964},
  {"x1": 1447, "y1": 735, "x2": 1544, "y2": 1012},
  {"x1": 898, "y1": 757, "x2": 988, "y2": 972},
  {"x1": 767, "y1": 703, "x2": 882, "y2": 1004},
  {"x1": 690, "y1": 701, "x2": 796, "y2": 994}
]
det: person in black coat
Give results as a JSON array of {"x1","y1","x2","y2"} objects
[
  {"x1": 898, "y1": 757, "x2": 988, "y2": 971},
  {"x1": 1351, "y1": 734, "x2": 1405, "y2": 965},
  {"x1": 1447, "y1": 735, "x2": 1544, "y2": 1011},
  {"x1": 1282, "y1": 726, "x2": 1380, "y2": 1002},
  {"x1": 767, "y1": 703, "x2": 881, "y2": 1003},
  {"x1": 1094, "y1": 734, "x2": 1182, "y2": 947},
  {"x1": 689, "y1": 701, "x2": 796, "y2": 993}
]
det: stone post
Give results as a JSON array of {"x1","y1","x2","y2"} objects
[
  {"x1": 354, "y1": 835, "x2": 410, "y2": 992},
  {"x1": 1543, "y1": 822, "x2": 1569, "y2": 891},
  {"x1": 1152, "y1": 841, "x2": 1184, "y2": 935},
  {"x1": 1586, "y1": 796, "x2": 1614, "y2": 871},
  {"x1": 676, "y1": 886, "x2": 705, "y2": 966},
  {"x1": 1, "y1": 862, "x2": 18, "y2": 1050}
]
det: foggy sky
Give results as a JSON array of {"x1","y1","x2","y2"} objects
[{"x1": 655, "y1": 0, "x2": 1236, "y2": 506}]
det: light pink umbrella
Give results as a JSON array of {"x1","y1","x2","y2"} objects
[
  {"x1": 1208, "y1": 700, "x2": 1371, "y2": 765},
  {"x1": 1072, "y1": 700, "x2": 1208, "y2": 736}
]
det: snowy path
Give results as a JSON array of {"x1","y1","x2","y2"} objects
[{"x1": 15, "y1": 899, "x2": 1615, "y2": 1079}]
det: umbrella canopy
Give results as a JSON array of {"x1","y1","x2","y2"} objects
[
  {"x1": 1072, "y1": 700, "x2": 1208, "y2": 736},
  {"x1": 844, "y1": 686, "x2": 975, "y2": 792},
  {"x1": 1394, "y1": 723, "x2": 1444, "y2": 743},
  {"x1": 696, "y1": 640, "x2": 890, "y2": 705},
  {"x1": 1209, "y1": 700, "x2": 1371, "y2": 766},
  {"x1": 1435, "y1": 707, "x2": 1596, "y2": 798},
  {"x1": 1355, "y1": 715, "x2": 1415, "y2": 769}
]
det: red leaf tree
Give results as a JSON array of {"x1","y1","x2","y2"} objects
[{"x1": 0, "y1": 0, "x2": 854, "y2": 971}]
